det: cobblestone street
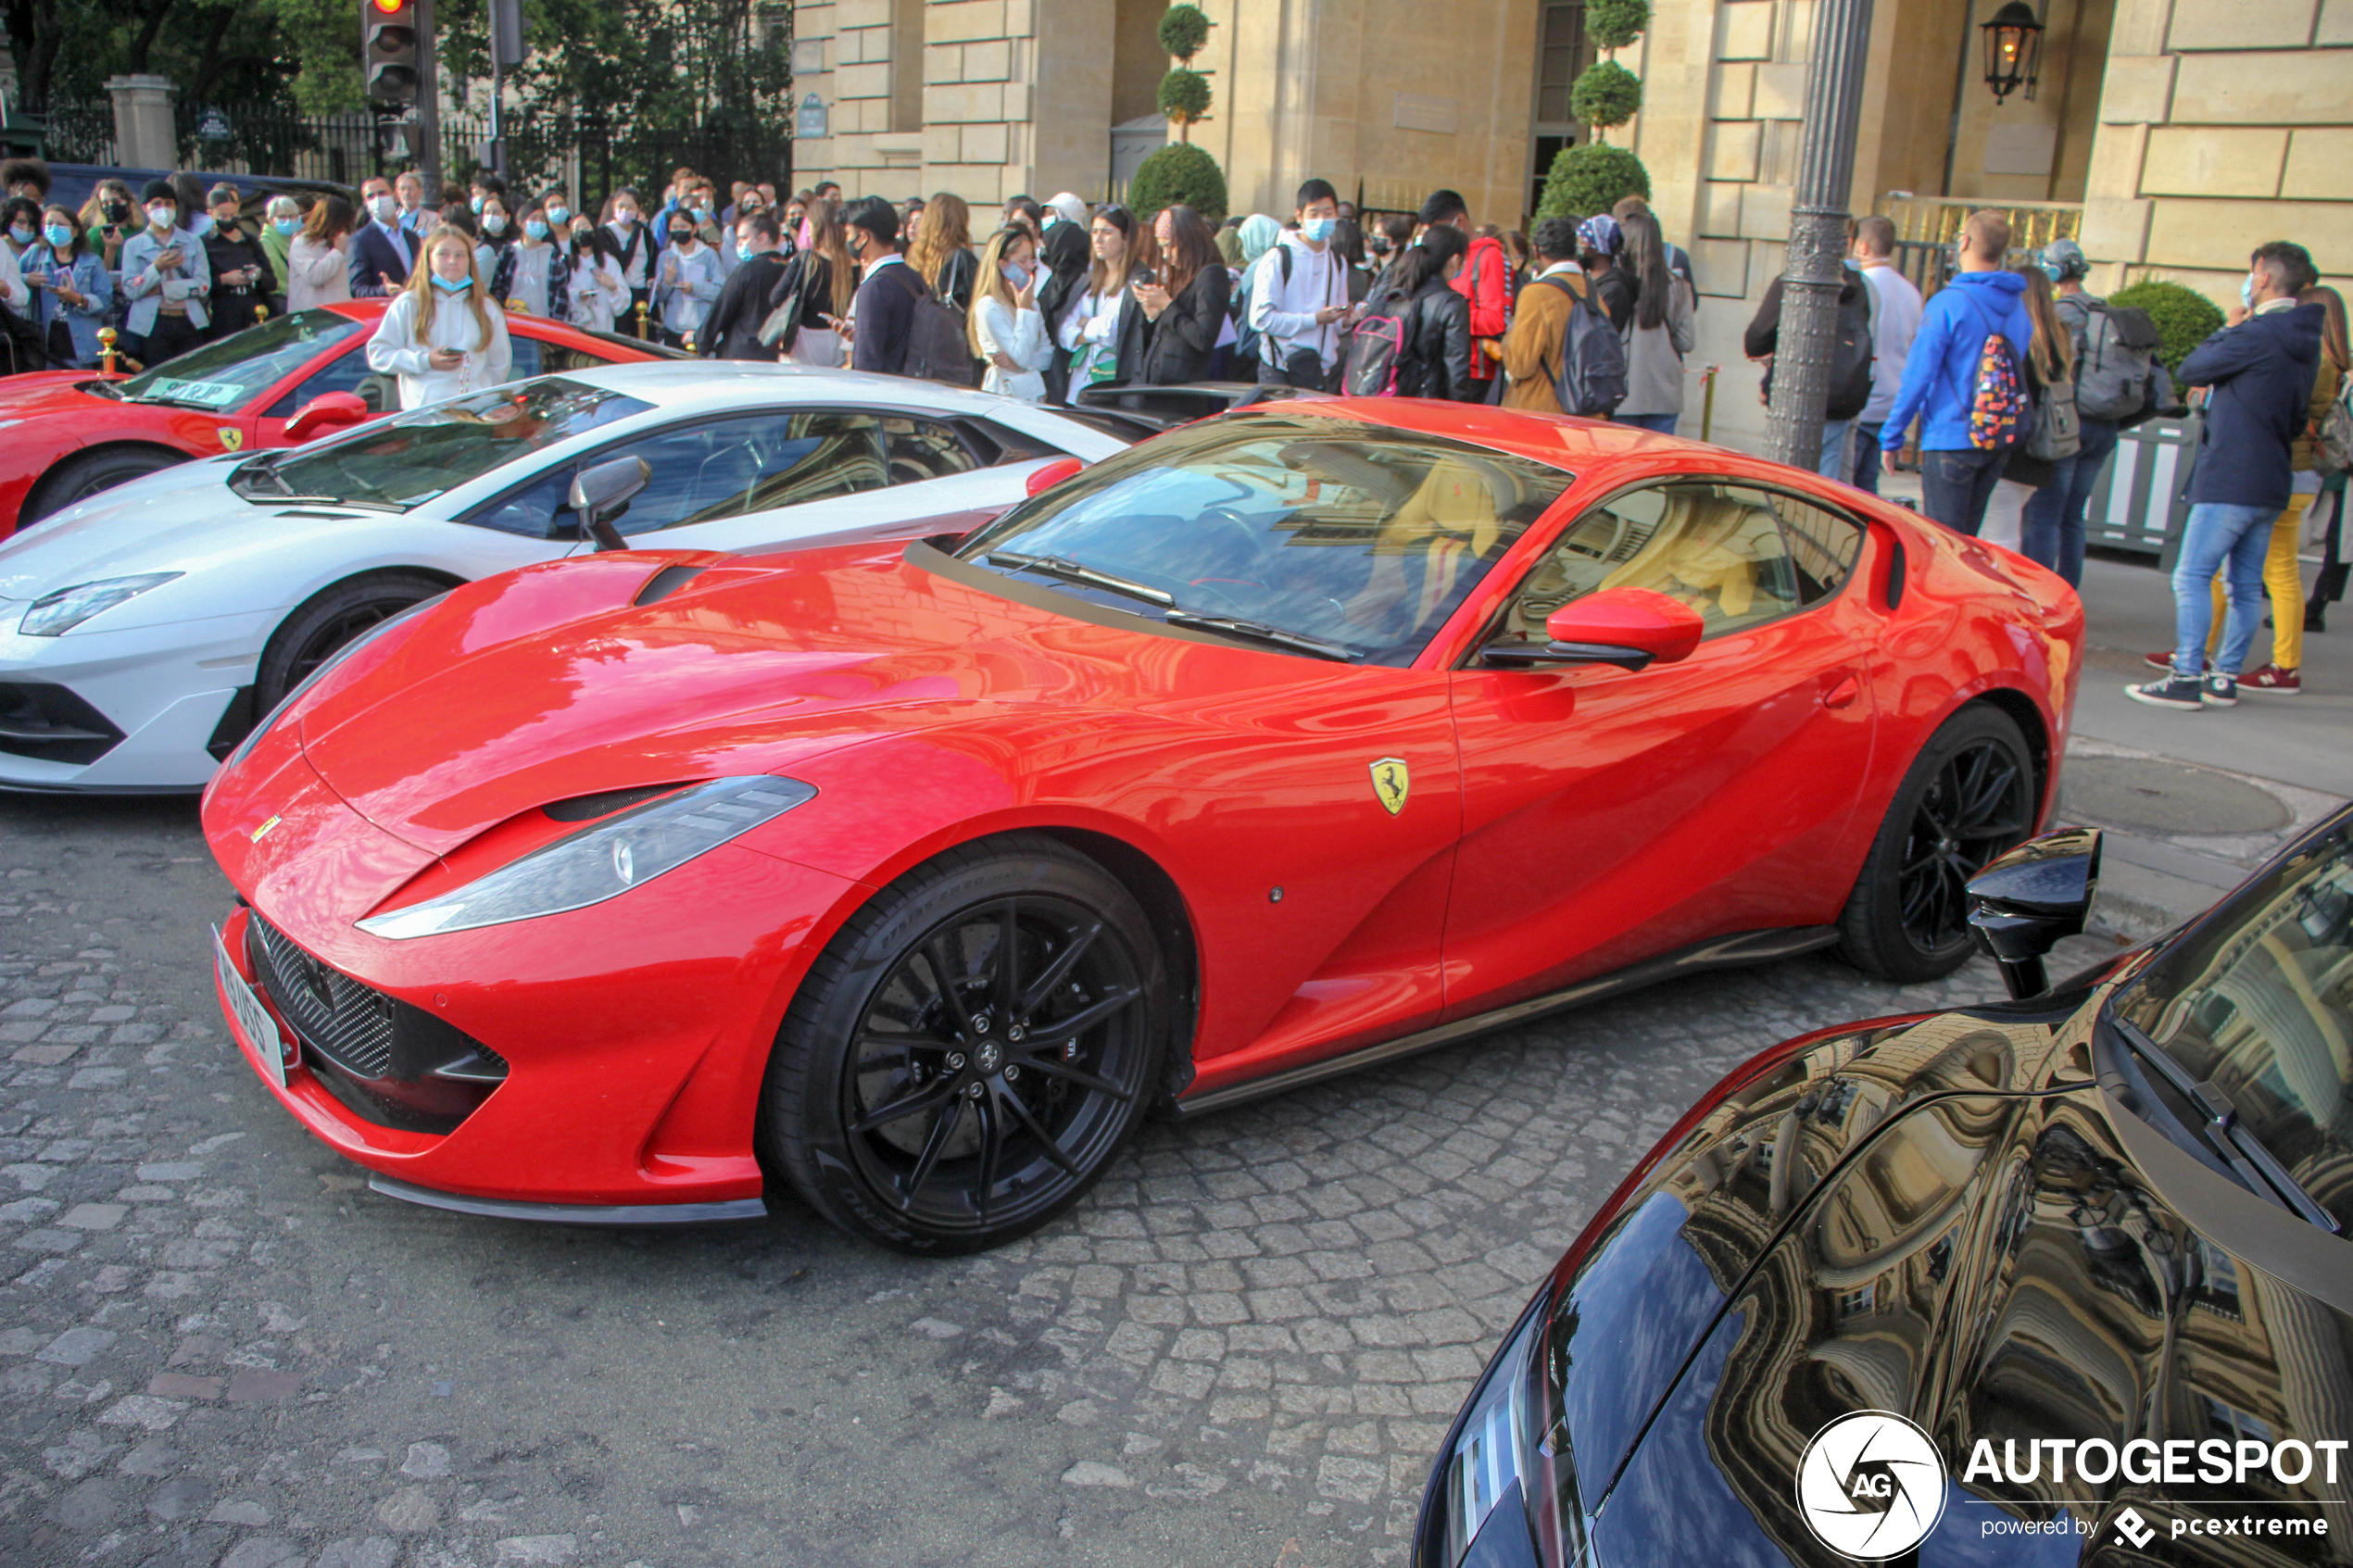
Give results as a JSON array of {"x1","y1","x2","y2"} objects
[{"x1": 0, "y1": 794, "x2": 2071, "y2": 1568}]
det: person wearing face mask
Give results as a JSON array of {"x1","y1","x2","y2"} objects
[
  {"x1": 24, "y1": 207, "x2": 111, "y2": 369},
  {"x1": 566, "y1": 213, "x2": 624, "y2": 335},
  {"x1": 595, "y1": 190, "x2": 656, "y2": 330},
  {"x1": 698, "y1": 211, "x2": 789, "y2": 360},
  {"x1": 366, "y1": 225, "x2": 511, "y2": 408},
  {"x1": 349, "y1": 176, "x2": 419, "y2": 299},
  {"x1": 79, "y1": 180, "x2": 142, "y2": 281},
  {"x1": 1249, "y1": 180, "x2": 1355, "y2": 390},
  {"x1": 119, "y1": 182, "x2": 210, "y2": 366},
  {"x1": 968, "y1": 226, "x2": 1053, "y2": 401},
  {"x1": 258, "y1": 195, "x2": 301, "y2": 312},
  {"x1": 201, "y1": 184, "x2": 276, "y2": 338},
  {"x1": 506, "y1": 203, "x2": 567, "y2": 320},
  {"x1": 654, "y1": 211, "x2": 725, "y2": 348},
  {"x1": 286, "y1": 195, "x2": 355, "y2": 311},
  {"x1": 844, "y1": 197, "x2": 921, "y2": 376},
  {"x1": 1, "y1": 197, "x2": 41, "y2": 267},
  {"x1": 1361, "y1": 223, "x2": 1477, "y2": 401},
  {"x1": 474, "y1": 194, "x2": 521, "y2": 307},
  {"x1": 2129, "y1": 241, "x2": 2326, "y2": 711}
]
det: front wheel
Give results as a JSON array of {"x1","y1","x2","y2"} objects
[
  {"x1": 1836, "y1": 705, "x2": 2037, "y2": 984},
  {"x1": 26, "y1": 447, "x2": 182, "y2": 524},
  {"x1": 762, "y1": 834, "x2": 1166, "y2": 1254},
  {"x1": 254, "y1": 572, "x2": 450, "y2": 713}
]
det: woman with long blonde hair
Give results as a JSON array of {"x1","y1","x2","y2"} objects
[
  {"x1": 907, "y1": 192, "x2": 977, "y2": 313},
  {"x1": 766, "y1": 196, "x2": 857, "y2": 366},
  {"x1": 364, "y1": 223, "x2": 512, "y2": 408},
  {"x1": 967, "y1": 225, "x2": 1051, "y2": 401}
]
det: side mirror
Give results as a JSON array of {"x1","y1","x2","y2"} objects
[
  {"x1": 1026, "y1": 456, "x2": 1085, "y2": 496},
  {"x1": 283, "y1": 391, "x2": 370, "y2": 444},
  {"x1": 570, "y1": 456, "x2": 652, "y2": 553},
  {"x1": 1485, "y1": 588, "x2": 1705, "y2": 671},
  {"x1": 1966, "y1": 826, "x2": 2103, "y2": 1000}
]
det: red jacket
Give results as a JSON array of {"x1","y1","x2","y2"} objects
[{"x1": 1452, "y1": 232, "x2": 1513, "y2": 379}]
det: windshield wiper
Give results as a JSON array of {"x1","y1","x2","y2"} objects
[
  {"x1": 1162, "y1": 610, "x2": 1358, "y2": 662},
  {"x1": 235, "y1": 453, "x2": 295, "y2": 495},
  {"x1": 2113, "y1": 1016, "x2": 2343, "y2": 1234},
  {"x1": 986, "y1": 551, "x2": 1173, "y2": 608},
  {"x1": 268, "y1": 495, "x2": 405, "y2": 513}
]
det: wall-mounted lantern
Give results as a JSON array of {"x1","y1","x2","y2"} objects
[{"x1": 1982, "y1": 0, "x2": 2045, "y2": 103}]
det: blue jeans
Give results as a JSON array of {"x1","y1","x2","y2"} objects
[
  {"x1": 1919, "y1": 447, "x2": 2007, "y2": 535},
  {"x1": 1849, "y1": 421, "x2": 1884, "y2": 494},
  {"x1": 2020, "y1": 418, "x2": 2119, "y2": 588},
  {"x1": 1617, "y1": 411, "x2": 1679, "y2": 433},
  {"x1": 1818, "y1": 418, "x2": 1852, "y2": 480},
  {"x1": 2171, "y1": 502, "x2": 2277, "y2": 676}
]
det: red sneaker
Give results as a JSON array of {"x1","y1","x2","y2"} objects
[
  {"x1": 2240, "y1": 664, "x2": 2302, "y2": 694},
  {"x1": 2143, "y1": 650, "x2": 2174, "y2": 672}
]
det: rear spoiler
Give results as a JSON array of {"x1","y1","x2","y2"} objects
[{"x1": 1073, "y1": 380, "x2": 1335, "y2": 433}]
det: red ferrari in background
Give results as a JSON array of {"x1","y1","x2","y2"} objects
[
  {"x1": 201, "y1": 402, "x2": 2083, "y2": 1253},
  {"x1": 0, "y1": 302, "x2": 675, "y2": 535}
]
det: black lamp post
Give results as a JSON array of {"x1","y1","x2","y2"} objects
[{"x1": 1982, "y1": 0, "x2": 2045, "y2": 104}]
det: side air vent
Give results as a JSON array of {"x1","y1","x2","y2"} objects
[
  {"x1": 634, "y1": 564, "x2": 705, "y2": 607},
  {"x1": 542, "y1": 783, "x2": 686, "y2": 822}
]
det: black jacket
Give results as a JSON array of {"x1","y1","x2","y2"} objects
[
  {"x1": 1372, "y1": 277, "x2": 1476, "y2": 402},
  {"x1": 1744, "y1": 266, "x2": 1876, "y2": 420},
  {"x1": 2179, "y1": 301, "x2": 2324, "y2": 510},
  {"x1": 1588, "y1": 265, "x2": 1638, "y2": 332},
  {"x1": 850, "y1": 259, "x2": 921, "y2": 376},
  {"x1": 699, "y1": 250, "x2": 793, "y2": 360},
  {"x1": 203, "y1": 223, "x2": 277, "y2": 333},
  {"x1": 1140, "y1": 265, "x2": 1230, "y2": 384}
]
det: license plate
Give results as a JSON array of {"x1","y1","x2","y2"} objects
[{"x1": 213, "y1": 924, "x2": 291, "y2": 1089}]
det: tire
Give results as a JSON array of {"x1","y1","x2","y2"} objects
[
  {"x1": 1835, "y1": 705, "x2": 2037, "y2": 984},
  {"x1": 25, "y1": 447, "x2": 182, "y2": 524},
  {"x1": 762, "y1": 834, "x2": 1166, "y2": 1254},
  {"x1": 254, "y1": 571, "x2": 451, "y2": 713}
]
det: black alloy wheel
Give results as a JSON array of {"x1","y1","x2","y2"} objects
[
  {"x1": 764, "y1": 835, "x2": 1165, "y2": 1253},
  {"x1": 26, "y1": 446, "x2": 182, "y2": 524},
  {"x1": 253, "y1": 571, "x2": 451, "y2": 712},
  {"x1": 1837, "y1": 705, "x2": 2036, "y2": 983}
]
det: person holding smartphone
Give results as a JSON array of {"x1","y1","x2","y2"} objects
[
  {"x1": 120, "y1": 181, "x2": 211, "y2": 366},
  {"x1": 366, "y1": 225, "x2": 511, "y2": 408},
  {"x1": 26, "y1": 206, "x2": 112, "y2": 368},
  {"x1": 763, "y1": 196, "x2": 856, "y2": 367}
]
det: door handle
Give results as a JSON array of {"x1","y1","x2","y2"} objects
[{"x1": 1819, "y1": 671, "x2": 1861, "y2": 710}]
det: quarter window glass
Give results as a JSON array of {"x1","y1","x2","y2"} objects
[
  {"x1": 506, "y1": 335, "x2": 541, "y2": 381},
  {"x1": 598, "y1": 411, "x2": 888, "y2": 535},
  {"x1": 1499, "y1": 482, "x2": 1801, "y2": 644},
  {"x1": 1768, "y1": 494, "x2": 1865, "y2": 604},
  {"x1": 467, "y1": 468, "x2": 574, "y2": 539},
  {"x1": 886, "y1": 418, "x2": 979, "y2": 482}
]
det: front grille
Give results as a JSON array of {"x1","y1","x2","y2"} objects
[
  {"x1": 246, "y1": 916, "x2": 396, "y2": 1078},
  {"x1": 0, "y1": 683, "x2": 126, "y2": 766}
]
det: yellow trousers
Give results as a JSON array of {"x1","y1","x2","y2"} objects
[{"x1": 2208, "y1": 494, "x2": 2309, "y2": 671}]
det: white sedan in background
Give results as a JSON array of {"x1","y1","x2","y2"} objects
[{"x1": 0, "y1": 362, "x2": 1137, "y2": 794}]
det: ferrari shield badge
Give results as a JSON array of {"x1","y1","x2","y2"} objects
[
  {"x1": 1369, "y1": 758, "x2": 1410, "y2": 816},
  {"x1": 217, "y1": 428, "x2": 244, "y2": 451}
]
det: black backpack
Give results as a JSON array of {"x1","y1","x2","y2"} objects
[
  {"x1": 892, "y1": 265, "x2": 979, "y2": 386},
  {"x1": 1537, "y1": 277, "x2": 1627, "y2": 417},
  {"x1": 1827, "y1": 270, "x2": 1877, "y2": 421}
]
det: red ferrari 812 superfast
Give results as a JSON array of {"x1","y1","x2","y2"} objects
[{"x1": 201, "y1": 401, "x2": 2082, "y2": 1252}]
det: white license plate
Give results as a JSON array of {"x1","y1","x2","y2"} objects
[{"x1": 213, "y1": 924, "x2": 291, "y2": 1089}]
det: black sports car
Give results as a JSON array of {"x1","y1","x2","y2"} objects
[{"x1": 1417, "y1": 805, "x2": 2353, "y2": 1566}]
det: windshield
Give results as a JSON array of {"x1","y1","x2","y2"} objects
[
  {"x1": 2113, "y1": 815, "x2": 2353, "y2": 1229},
  {"x1": 954, "y1": 413, "x2": 1571, "y2": 665},
  {"x1": 235, "y1": 378, "x2": 651, "y2": 509},
  {"x1": 117, "y1": 308, "x2": 366, "y2": 411}
]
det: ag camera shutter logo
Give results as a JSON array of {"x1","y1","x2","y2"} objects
[{"x1": 1796, "y1": 1411, "x2": 1949, "y2": 1560}]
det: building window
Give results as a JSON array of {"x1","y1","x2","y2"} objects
[{"x1": 1528, "y1": 2, "x2": 1594, "y2": 220}]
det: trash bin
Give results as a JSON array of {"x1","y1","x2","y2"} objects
[{"x1": 2084, "y1": 415, "x2": 2196, "y2": 559}]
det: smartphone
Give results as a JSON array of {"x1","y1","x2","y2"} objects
[{"x1": 1133, "y1": 269, "x2": 1159, "y2": 287}]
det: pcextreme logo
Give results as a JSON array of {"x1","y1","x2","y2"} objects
[{"x1": 1796, "y1": 1411, "x2": 1948, "y2": 1561}]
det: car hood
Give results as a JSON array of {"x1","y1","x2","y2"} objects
[
  {"x1": 290, "y1": 539, "x2": 1315, "y2": 856},
  {"x1": 0, "y1": 372, "x2": 114, "y2": 418},
  {"x1": 0, "y1": 461, "x2": 370, "y2": 603}
]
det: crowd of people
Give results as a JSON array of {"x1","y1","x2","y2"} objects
[{"x1": 12, "y1": 148, "x2": 2344, "y2": 700}]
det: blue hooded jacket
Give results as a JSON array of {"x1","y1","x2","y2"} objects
[
  {"x1": 2177, "y1": 301, "x2": 2322, "y2": 511},
  {"x1": 1878, "y1": 270, "x2": 2033, "y2": 452}
]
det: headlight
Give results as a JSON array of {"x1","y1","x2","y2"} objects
[
  {"x1": 223, "y1": 592, "x2": 446, "y2": 771},
  {"x1": 1421, "y1": 1296, "x2": 1549, "y2": 1568},
  {"x1": 19, "y1": 572, "x2": 182, "y2": 636},
  {"x1": 357, "y1": 775, "x2": 818, "y2": 940}
]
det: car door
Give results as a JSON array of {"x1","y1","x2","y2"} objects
[{"x1": 1441, "y1": 477, "x2": 1878, "y2": 1022}]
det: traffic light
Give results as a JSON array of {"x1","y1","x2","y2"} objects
[{"x1": 363, "y1": 0, "x2": 419, "y2": 107}]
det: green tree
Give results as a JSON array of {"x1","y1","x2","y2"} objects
[
  {"x1": 1584, "y1": 0, "x2": 1651, "y2": 52},
  {"x1": 1536, "y1": 144, "x2": 1651, "y2": 221},
  {"x1": 2110, "y1": 279, "x2": 2227, "y2": 374},
  {"x1": 1570, "y1": 60, "x2": 1641, "y2": 135},
  {"x1": 1127, "y1": 143, "x2": 1227, "y2": 224}
]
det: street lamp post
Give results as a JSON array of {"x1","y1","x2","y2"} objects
[{"x1": 1763, "y1": 0, "x2": 1876, "y2": 473}]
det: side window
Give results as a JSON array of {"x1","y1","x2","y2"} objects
[
  {"x1": 505, "y1": 334, "x2": 542, "y2": 382},
  {"x1": 1768, "y1": 493, "x2": 1866, "y2": 604},
  {"x1": 1500, "y1": 482, "x2": 1802, "y2": 643},
  {"x1": 263, "y1": 344, "x2": 392, "y2": 420},
  {"x1": 884, "y1": 417, "x2": 979, "y2": 483},
  {"x1": 595, "y1": 411, "x2": 889, "y2": 536},
  {"x1": 467, "y1": 466, "x2": 574, "y2": 539},
  {"x1": 534, "y1": 341, "x2": 615, "y2": 376}
]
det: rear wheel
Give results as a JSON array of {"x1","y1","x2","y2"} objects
[
  {"x1": 254, "y1": 572, "x2": 451, "y2": 712},
  {"x1": 1836, "y1": 705, "x2": 2036, "y2": 984},
  {"x1": 26, "y1": 447, "x2": 182, "y2": 524},
  {"x1": 763, "y1": 834, "x2": 1165, "y2": 1254}
]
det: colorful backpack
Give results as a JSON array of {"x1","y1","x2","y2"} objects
[
  {"x1": 1342, "y1": 291, "x2": 1411, "y2": 396},
  {"x1": 1968, "y1": 329, "x2": 2033, "y2": 451}
]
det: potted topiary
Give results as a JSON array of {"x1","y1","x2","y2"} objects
[
  {"x1": 1128, "y1": 143, "x2": 1228, "y2": 224},
  {"x1": 1158, "y1": 3, "x2": 1214, "y2": 144}
]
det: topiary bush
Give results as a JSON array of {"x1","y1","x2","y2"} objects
[
  {"x1": 1158, "y1": 68, "x2": 1213, "y2": 132},
  {"x1": 1570, "y1": 60, "x2": 1642, "y2": 136},
  {"x1": 1536, "y1": 144, "x2": 1651, "y2": 220},
  {"x1": 1157, "y1": 3, "x2": 1210, "y2": 59},
  {"x1": 2109, "y1": 278, "x2": 2227, "y2": 374},
  {"x1": 1585, "y1": 0, "x2": 1653, "y2": 51},
  {"x1": 1128, "y1": 143, "x2": 1228, "y2": 225}
]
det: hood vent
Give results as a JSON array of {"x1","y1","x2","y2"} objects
[{"x1": 542, "y1": 783, "x2": 686, "y2": 822}]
